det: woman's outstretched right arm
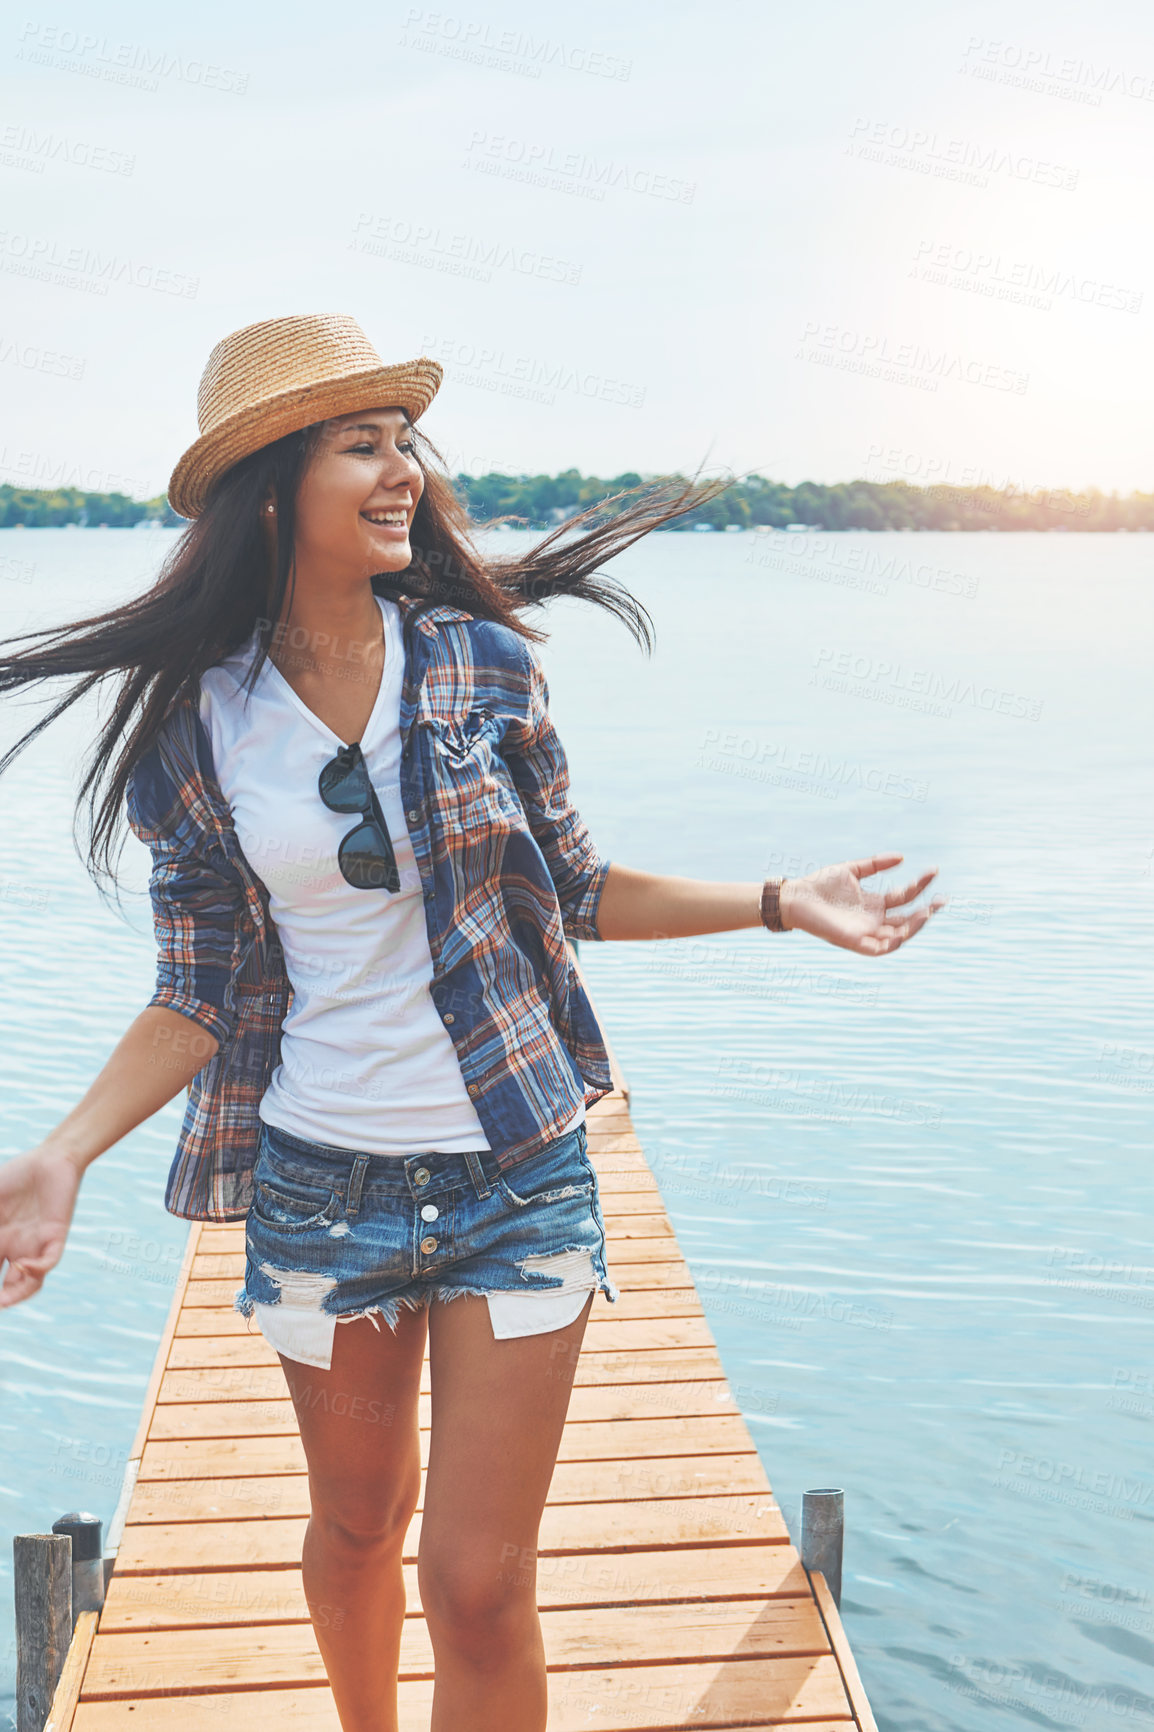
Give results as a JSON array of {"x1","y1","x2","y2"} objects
[{"x1": 0, "y1": 1007, "x2": 219, "y2": 1308}]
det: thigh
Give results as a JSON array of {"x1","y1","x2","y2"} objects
[
  {"x1": 418, "y1": 1291, "x2": 595, "y2": 1598},
  {"x1": 279, "y1": 1307, "x2": 429, "y2": 1526}
]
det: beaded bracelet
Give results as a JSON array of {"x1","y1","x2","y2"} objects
[{"x1": 760, "y1": 877, "x2": 788, "y2": 933}]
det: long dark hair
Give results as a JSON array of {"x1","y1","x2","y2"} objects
[{"x1": 0, "y1": 416, "x2": 732, "y2": 894}]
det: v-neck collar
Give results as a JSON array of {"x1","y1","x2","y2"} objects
[{"x1": 260, "y1": 593, "x2": 393, "y2": 750}]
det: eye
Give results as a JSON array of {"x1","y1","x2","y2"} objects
[{"x1": 345, "y1": 438, "x2": 417, "y2": 456}]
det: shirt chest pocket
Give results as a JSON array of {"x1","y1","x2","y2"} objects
[{"x1": 420, "y1": 711, "x2": 522, "y2": 823}]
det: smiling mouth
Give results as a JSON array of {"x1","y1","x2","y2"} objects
[{"x1": 361, "y1": 510, "x2": 410, "y2": 527}]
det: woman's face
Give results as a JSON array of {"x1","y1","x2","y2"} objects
[{"x1": 291, "y1": 406, "x2": 424, "y2": 579}]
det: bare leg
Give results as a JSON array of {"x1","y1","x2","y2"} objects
[
  {"x1": 277, "y1": 1305, "x2": 428, "y2": 1732},
  {"x1": 419, "y1": 1290, "x2": 595, "y2": 1732}
]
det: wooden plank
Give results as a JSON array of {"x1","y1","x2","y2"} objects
[
  {"x1": 603, "y1": 1261, "x2": 715, "y2": 1288},
  {"x1": 100, "y1": 1568, "x2": 309, "y2": 1631},
  {"x1": 168, "y1": 1310, "x2": 713, "y2": 1357},
  {"x1": 546, "y1": 1659, "x2": 854, "y2": 1730},
  {"x1": 99, "y1": 1546, "x2": 815, "y2": 1631},
  {"x1": 116, "y1": 1493, "x2": 787, "y2": 1572},
  {"x1": 127, "y1": 1226, "x2": 203, "y2": 1462},
  {"x1": 163, "y1": 1314, "x2": 721, "y2": 1373},
  {"x1": 142, "y1": 1378, "x2": 741, "y2": 1441},
  {"x1": 44, "y1": 1609, "x2": 98, "y2": 1732},
  {"x1": 809, "y1": 1570, "x2": 880, "y2": 1732},
  {"x1": 590, "y1": 1151, "x2": 655, "y2": 1171},
  {"x1": 155, "y1": 1345, "x2": 726, "y2": 1405},
  {"x1": 82, "y1": 1596, "x2": 833, "y2": 1696},
  {"x1": 126, "y1": 1454, "x2": 770, "y2": 1525},
  {"x1": 137, "y1": 1413, "x2": 759, "y2": 1480},
  {"x1": 74, "y1": 1658, "x2": 854, "y2": 1729}
]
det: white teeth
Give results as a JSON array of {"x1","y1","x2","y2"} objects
[{"x1": 364, "y1": 511, "x2": 408, "y2": 525}]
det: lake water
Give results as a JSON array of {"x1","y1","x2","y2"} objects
[{"x1": 0, "y1": 526, "x2": 1151, "y2": 1731}]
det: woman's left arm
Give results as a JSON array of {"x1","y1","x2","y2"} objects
[
  {"x1": 505, "y1": 643, "x2": 944, "y2": 958},
  {"x1": 597, "y1": 854, "x2": 945, "y2": 957}
]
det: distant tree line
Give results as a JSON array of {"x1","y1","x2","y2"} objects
[
  {"x1": 3, "y1": 473, "x2": 1154, "y2": 533},
  {"x1": 454, "y1": 471, "x2": 1154, "y2": 532},
  {"x1": 0, "y1": 487, "x2": 181, "y2": 528}
]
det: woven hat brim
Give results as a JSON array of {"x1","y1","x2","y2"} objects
[{"x1": 167, "y1": 357, "x2": 442, "y2": 520}]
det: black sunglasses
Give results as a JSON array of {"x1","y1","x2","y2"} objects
[{"x1": 317, "y1": 741, "x2": 401, "y2": 892}]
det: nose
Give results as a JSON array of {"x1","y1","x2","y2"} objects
[{"x1": 374, "y1": 457, "x2": 419, "y2": 505}]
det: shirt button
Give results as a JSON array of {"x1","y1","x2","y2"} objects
[
  {"x1": 420, "y1": 1235, "x2": 438, "y2": 1253},
  {"x1": 414, "y1": 1167, "x2": 431, "y2": 1186},
  {"x1": 443, "y1": 1012, "x2": 454, "y2": 1025},
  {"x1": 421, "y1": 1203, "x2": 439, "y2": 1222}
]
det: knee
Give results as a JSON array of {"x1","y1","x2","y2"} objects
[
  {"x1": 309, "y1": 1469, "x2": 420, "y2": 1560},
  {"x1": 419, "y1": 1549, "x2": 535, "y2": 1664}
]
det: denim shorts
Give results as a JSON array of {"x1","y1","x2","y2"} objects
[{"x1": 235, "y1": 1117, "x2": 619, "y2": 1370}]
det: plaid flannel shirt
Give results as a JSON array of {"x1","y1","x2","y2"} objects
[{"x1": 124, "y1": 589, "x2": 614, "y2": 1221}]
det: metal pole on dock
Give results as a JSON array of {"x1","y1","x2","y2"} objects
[
  {"x1": 801, "y1": 1486, "x2": 844, "y2": 1608},
  {"x1": 51, "y1": 1513, "x2": 105, "y2": 1618},
  {"x1": 13, "y1": 1533, "x2": 71, "y2": 1732}
]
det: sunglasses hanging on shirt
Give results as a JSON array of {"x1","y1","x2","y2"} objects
[{"x1": 317, "y1": 741, "x2": 401, "y2": 892}]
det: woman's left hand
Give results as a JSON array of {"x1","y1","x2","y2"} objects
[{"x1": 780, "y1": 854, "x2": 945, "y2": 956}]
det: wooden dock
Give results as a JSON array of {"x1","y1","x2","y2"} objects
[{"x1": 44, "y1": 960, "x2": 878, "y2": 1731}]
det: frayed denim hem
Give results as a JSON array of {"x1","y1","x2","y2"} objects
[
  {"x1": 333, "y1": 1283, "x2": 496, "y2": 1337},
  {"x1": 233, "y1": 1267, "x2": 618, "y2": 1349}
]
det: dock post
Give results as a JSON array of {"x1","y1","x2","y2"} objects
[
  {"x1": 13, "y1": 1532, "x2": 72, "y2": 1732},
  {"x1": 801, "y1": 1487, "x2": 844, "y2": 1608},
  {"x1": 52, "y1": 1513, "x2": 105, "y2": 1619}
]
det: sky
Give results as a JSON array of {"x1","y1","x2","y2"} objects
[{"x1": 2, "y1": 0, "x2": 1153, "y2": 499}]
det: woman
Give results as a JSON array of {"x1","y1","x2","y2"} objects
[{"x1": 0, "y1": 314, "x2": 942, "y2": 1732}]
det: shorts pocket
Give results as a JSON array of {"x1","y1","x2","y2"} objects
[
  {"x1": 251, "y1": 1176, "x2": 341, "y2": 1233},
  {"x1": 493, "y1": 1133, "x2": 595, "y2": 1212}
]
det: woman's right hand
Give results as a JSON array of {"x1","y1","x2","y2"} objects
[
  {"x1": 0, "y1": 1007, "x2": 221, "y2": 1310},
  {"x1": 0, "y1": 1147, "x2": 83, "y2": 1308}
]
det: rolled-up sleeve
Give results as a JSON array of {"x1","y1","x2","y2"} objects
[
  {"x1": 125, "y1": 752, "x2": 244, "y2": 1046},
  {"x1": 504, "y1": 642, "x2": 611, "y2": 943}
]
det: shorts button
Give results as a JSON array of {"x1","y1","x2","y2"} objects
[
  {"x1": 407, "y1": 809, "x2": 420, "y2": 822},
  {"x1": 414, "y1": 1167, "x2": 431, "y2": 1186},
  {"x1": 421, "y1": 1203, "x2": 439, "y2": 1222},
  {"x1": 420, "y1": 1235, "x2": 438, "y2": 1253},
  {"x1": 443, "y1": 1012, "x2": 454, "y2": 1025},
  {"x1": 467, "y1": 1084, "x2": 479, "y2": 1096}
]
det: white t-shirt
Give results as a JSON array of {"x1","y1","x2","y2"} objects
[{"x1": 198, "y1": 594, "x2": 584, "y2": 1155}]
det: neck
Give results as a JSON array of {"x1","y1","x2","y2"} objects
[{"x1": 271, "y1": 577, "x2": 384, "y2": 677}]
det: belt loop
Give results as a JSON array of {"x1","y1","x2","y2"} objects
[
  {"x1": 347, "y1": 1155, "x2": 370, "y2": 1216},
  {"x1": 463, "y1": 1147, "x2": 492, "y2": 1200}
]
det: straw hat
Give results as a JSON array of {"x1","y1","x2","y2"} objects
[{"x1": 168, "y1": 314, "x2": 443, "y2": 519}]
